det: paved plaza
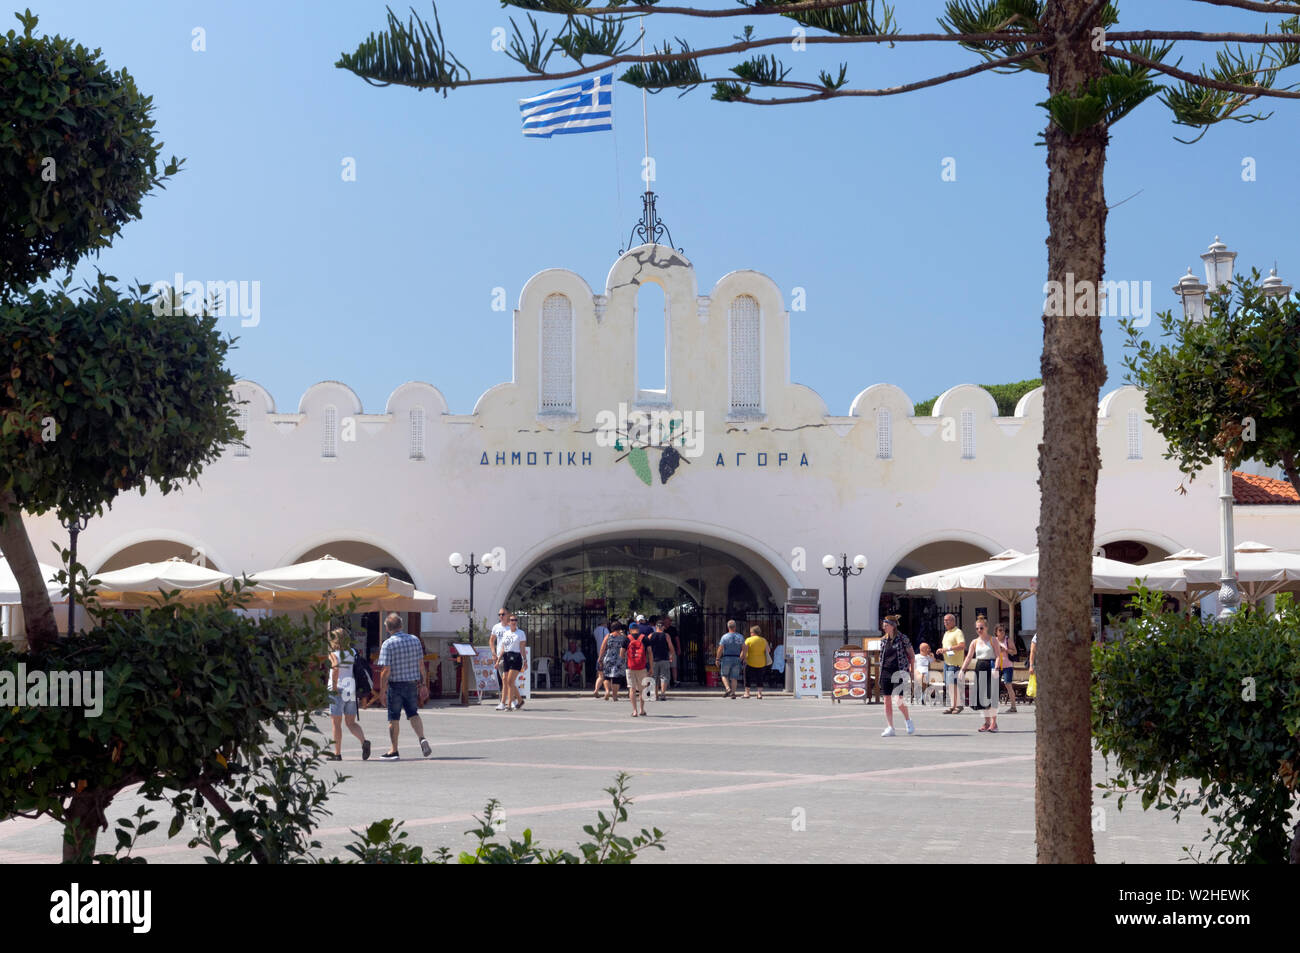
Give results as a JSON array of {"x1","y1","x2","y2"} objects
[{"x1": 0, "y1": 693, "x2": 1207, "y2": 863}]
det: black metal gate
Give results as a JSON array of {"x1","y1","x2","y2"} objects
[{"x1": 513, "y1": 606, "x2": 784, "y2": 685}]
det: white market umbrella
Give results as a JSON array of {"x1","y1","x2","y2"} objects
[
  {"x1": 1182, "y1": 541, "x2": 1300, "y2": 604},
  {"x1": 0, "y1": 555, "x2": 64, "y2": 605},
  {"x1": 91, "y1": 557, "x2": 238, "y2": 607},
  {"x1": 1117, "y1": 549, "x2": 1215, "y2": 597},
  {"x1": 248, "y1": 554, "x2": 416, "y2": 608},
  {"x1": 366, "y1": 589, "x2": 438, "y2": 613},
  {"x1": 974, "y1": 552, "x2": 1189, "y2": 597},
  {"x1": 903, "y1": 549, "x2": 1026, "y2": 592},
  {"x1": 904, "y1": 549, "x2": 1030, "y2": 636}
]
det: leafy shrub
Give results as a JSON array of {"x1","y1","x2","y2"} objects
[
  {"x1": 0, "y1": 594, "x2": 328, "y2": 862},
  {"x1": 333, "y1": 773, "x2": 665, "y2": 864},
  {"x1": 1092, "y1": 591, "x2": 1300, "y2": 862}
]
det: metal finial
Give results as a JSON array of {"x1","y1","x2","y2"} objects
[{"x1": 620, "y1": 190, "x2": 683, "y2": 256}]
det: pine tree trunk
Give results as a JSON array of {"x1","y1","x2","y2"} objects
[
  {"x1": 0, "y1": 494, "x2": 58, "y2": 654},
  {"x1": 1036, "y1": 1, "x2": 1108, "y2": 864}
]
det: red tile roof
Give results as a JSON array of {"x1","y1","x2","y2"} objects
[{"x1": 1233, "y1": 471, "x2": 1300, "y2": 505}]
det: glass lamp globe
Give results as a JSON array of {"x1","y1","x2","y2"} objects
[
  {"x1": 853, "y1": 554, "x2": 868, "y2": 570},
  {"x1": 1201, "y1": 236, "x2": 1236, "y2": 292},
  {"x1": 1172, "y1": 268, "x2": 1207, "y2": 322},
  {"x1": 479, "y1": 552, "x2": 494, "y2": 568},
  {"x1": 822, "y1": 554, "x2": 837, "y2": 570},
  {"x1": 448, "y1": 552, "x2": 464, "y2": 568}
]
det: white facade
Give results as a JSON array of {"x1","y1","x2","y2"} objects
[{"x1": 17, "y1": 244, "x2": 1300, "y2": 653}]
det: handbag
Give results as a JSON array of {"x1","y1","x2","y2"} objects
[{"x1": 1027, "y1": 673, "x2": 1038, "y2": 698}]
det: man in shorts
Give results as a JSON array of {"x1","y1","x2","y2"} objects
[
  {"x1": 648, "y1": 619, "x2": 676, "y2": 701},
  {"x1": 940, "y1": 613, "x2": 967, "y2": 713},
  {"x1": 716, "y1": 620, "x2": 745, "y2": 698},
  {"x1": 377, "y1": 612, "x2": 432, "y2": 760}
]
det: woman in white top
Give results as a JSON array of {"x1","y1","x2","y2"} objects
[
  {"x1": 327, "y1": 628, "x2": 370, "y2": 760},
  {"x1": 495, "y1": 615, "x2": 528, "y2": 711},
  {"x1": 959, "y1": 617, "x2": 1006, "y2": 732}
]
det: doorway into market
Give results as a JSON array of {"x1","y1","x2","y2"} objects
[{"x1": 504, "y1": 536, "x2": 784, "y2": 685}]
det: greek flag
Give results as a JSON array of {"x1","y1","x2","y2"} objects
[{"x1": 519, "y1": 72, "x2": 613, "y2": 138}]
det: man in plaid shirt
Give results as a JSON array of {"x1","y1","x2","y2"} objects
[{"x1": 377, "y1": 612, "x2": 432, "y2": 760}]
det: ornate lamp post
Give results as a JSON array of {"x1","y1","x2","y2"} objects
[
  {"x1": 822, "y1": 553, "x2": 867, "y2": 642},
  {"x1": 60, "y1": 512, "x2": 89, "y2": 633},
  {"x1": 448, "y1": 551, "x2": 495, "y2": 641},
  {"x1": 1173, "y1": 238, "x2": 1290, "y2": 618}
]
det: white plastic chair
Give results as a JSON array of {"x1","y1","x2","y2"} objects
[{"x1": 533, "y1": 656, "x2": 552, "y2": 690}]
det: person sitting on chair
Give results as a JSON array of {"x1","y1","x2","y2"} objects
[{"x1": 561, "y1": 638, "x2": 585, "y2": 687}]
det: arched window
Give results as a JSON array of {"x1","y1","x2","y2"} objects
[
  {"x1": 540, "y1": 293, "x2": 574, "y2": 413},
  {"x1": 409, "y1": 407, "x2": 426, "y2": 460},
  {"x1": 728, "y1": 295, "x2": 761, "y2": 414},
  {"x1": 960, "y1": 409, "x2": 976, "y2": 459},
  {"x1": 322, "y1": 405, "x2": 338, "y2": 458},
  {"x1": 1126, "y1": 410, "x2": 1142, "y2": 460},
  {"x1": 234, "y1": 403, "x2": 250, "y2": 457},
  {"x1": 876, "y1": 409, "x2": 892, "y2": 459}
]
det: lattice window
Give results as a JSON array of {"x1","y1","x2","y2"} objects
[
  {"x1": 876, "y1": 409, "x2": 892, "y2": 459},
  {"x1": 541, "y1": 293, "x2": 574, "y2": 412},
  {"x1": 234, "y1": 404, "x2": 250, "y2": 457},
  {"x1": 960, "y1": 409, "x2": 976, "y2": 459},
  {"x1": 729, "y1": 295, "x2": 761, "y2": 413},
  {"x1": 409, "y1": 407, "x2": 425, "y2": 460},
  {"x1": 322, "y1": 405, "x2": 337, "y2": 458},
  {"x1": 1127, "y1": 410, "x2": 1142, "y2": 460}
]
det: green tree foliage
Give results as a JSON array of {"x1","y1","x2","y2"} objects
[
  {"x1": 1092, "y1": 591, "x2": 1300, "y2": 863},
  {"x1": 0, "y1": 10, "x2": 180, "y2": 293},
  {"x1": 0, "y1": 592, "x2": 330, "y2": 863},
  {"x1": 1121, "y1": 271, "x2": 1300, "y2": 498},
  {"x1": 2, "y1": 278, "x2": 241, "y2": 521},
  {"x1": 913, "y1": 378, "x2": 1042, "y2": 416}
]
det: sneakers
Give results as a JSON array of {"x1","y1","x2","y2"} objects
[
  {"x1": 516, "y1": 698, "x2": 525, "y2": 710},
  {"x1": 362, "y1": 739, "x2": 371, "y2": 761},
  {"x1": 380, "y1": 751, "x2": 400, "y2": 761},
  {"x1": 509, "y1": 701, "x2": 518, "y2": 710},
  {"x1": 420, "y1": 738, "x2": 432, "y2": 758},
  {"x1": 881, "y1": 725, "x2": 896, "y2": 737},
  {"x1": 905, "y1": 719, "x2": 915, "y2": 735},
  {"x1": 496, "y1": 703, "x2": 507, "y2": 711}
]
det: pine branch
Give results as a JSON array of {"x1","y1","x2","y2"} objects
[
  {"x1": 712, "y1": 41, "x2": 1054, "y2": 102},
  {"x1": 1186, "y1": 0, "x2": 1300, "y2": 13}
]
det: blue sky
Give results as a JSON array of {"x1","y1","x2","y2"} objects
[{"x1": 25, "y1": 0, "x2": 1300, "y2": 415}]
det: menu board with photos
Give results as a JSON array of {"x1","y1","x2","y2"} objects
[
  {"x1": 830, "y1": 645, "x2": 871, "y2": 702},
  {"x1": 790, "y1": 636, "x2": 821, "y2": 698}
]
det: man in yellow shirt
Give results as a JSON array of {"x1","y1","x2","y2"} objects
[
  {"x1": 742, "y1": 625, "x2": 771, "y2": 699},
  {"x1": 940, "y1": 614, "x2": 966, "y2": 713}
]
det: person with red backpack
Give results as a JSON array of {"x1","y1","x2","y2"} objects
[{"x1": 621, "y1": 626, "x2": 655, "y2": 717}]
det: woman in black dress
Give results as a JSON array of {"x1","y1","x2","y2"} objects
[{"x1": 878, "y1": 616, "x2": 916, "y2": 737}]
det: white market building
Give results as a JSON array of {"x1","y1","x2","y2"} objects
[{"x1": 15, "y1": 244, "x2": 1300, "y2": 681}]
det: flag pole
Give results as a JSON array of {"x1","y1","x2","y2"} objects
[{"x1": 640, "y1": 16, "x2": 650, "y2": 198}]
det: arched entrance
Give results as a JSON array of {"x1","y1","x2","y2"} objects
[
  {"x1": 292, "y1": 540, "x2": 420, "y2": 661},
  {"x1": 1096, "y1": 537, "x2": 1177, "y2": 633},
  {"x1": 505, "y1": 535, "x2": 783, "y2": 685},
  {"x1": 878, "y1": 540, "x2": 994, "y2": 648},
  {"x1": 93, "y1": 538, "x2": 220, "y2": 573}
]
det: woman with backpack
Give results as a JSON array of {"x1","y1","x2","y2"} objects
[
  {"x1": 327, "y1": 628, "x2": 371, "y2": 761},
  {"x1": 622, "y1": 624, "x2": 653, "y2": 717}
]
